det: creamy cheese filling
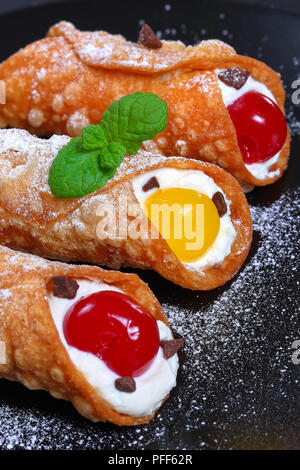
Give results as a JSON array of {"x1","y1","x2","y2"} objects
[
  {"x1": 133, "y1": 168, "x2": 236, "y2": 272},
  {"x1": 48, "y1": 279, "x2": 178, "y2": 417},
  {"x1": 216, "y1": 69, "x2": 281, "y2": 180}
]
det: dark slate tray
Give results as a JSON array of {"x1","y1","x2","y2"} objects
[{"x1": 0, "y1": 0, "x2": 299, "y2": 450}]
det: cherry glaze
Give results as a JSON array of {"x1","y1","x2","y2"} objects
[
  {"x1": 227, "y1": 91, "x2": 287, "y2": 164},
  {"x1": 63, "y1": 290, "x2": 160, "y2": 377}
]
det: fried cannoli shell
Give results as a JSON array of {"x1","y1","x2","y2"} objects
[
  {"x1": 0, "y1": 21, "x2": 289, "y2": 186},
  {"x1": 0, "y1": 245, "x2": 170, "y2": 425},
  {"x1": 0, "y1": 129, "x2": 252, "y2": 290}
]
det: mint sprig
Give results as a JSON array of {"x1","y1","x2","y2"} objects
[
  {"x1": 49, "y1": 92, "x2": 168, "y2": 199},
  {"x1": 82, "y1": 124, "x2": 106, "y2": 151}
]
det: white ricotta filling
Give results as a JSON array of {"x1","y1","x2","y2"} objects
[
  {"x1": 48, "y1": 279, "x2": 178, "y2": 417},
  {"x1": 132, "y1": 168, "x2": 236, "y2": 272},
  {"x1": 216, "y1": 69, "x2": 281, "y2": 180}
]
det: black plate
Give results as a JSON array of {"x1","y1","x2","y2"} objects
[{"x1": 0, "y1": 0, "x2": 299, "y2": 451}]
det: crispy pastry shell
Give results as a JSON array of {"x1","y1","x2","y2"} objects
[
  {"x1": 0, "y1": 21, "x2": 290, "y2": 185},
  {"x1": 0, "y1": 129, "x2": 252, "y2": 290},
  {"x1": 0, "y1": 244, "x2": 170, "y2": 425}
]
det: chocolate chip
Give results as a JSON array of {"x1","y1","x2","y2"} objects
[
  {"x1": 160, "y1": 339, "x2": 184, "y2": 359},
  {"x1": 212, "y1": 191, "x2": 227, "y2": 217},
  {"x1": 138, "y1": 23, "x2": 162, "y2": 49},
  {"x1": 115, "y1": 377, "x2": 136, "y2": 393},
  {"x1": 52, "y1": 276, "x2": 79, "y2": 299},
  {"x1": 142, "y1": 176, "x2": 160, "y2": 192},
  {"x1": 218, "y1": 67, "x2": 250, "y2": 90}
]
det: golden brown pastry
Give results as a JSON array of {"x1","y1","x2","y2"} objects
[
  {"x1": 0, "y1": 244, "x2": 181, "y2": 425},
  {"x1": 0, "y1": 128, "x2": 252, "y2": 290},
  {"x1": 0, "y1": 21, "x2": 289, "y2": 186}
]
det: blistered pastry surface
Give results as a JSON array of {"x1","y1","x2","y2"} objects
[
  {"x1": 0, "y1": 244, "x2": 168, "y2": 425},
  {"x1": 48, "y1": 21, "x2": 236, "y2": 73},
  {"x1": 0, "y1": 21, "x2": 289, "y2": 186},
  {"x1": 0, "y1": 130, "x2": 252, "y2": 290}
]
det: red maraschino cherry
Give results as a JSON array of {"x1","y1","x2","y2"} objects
[
  {"x1": 227, "y1": 91, "x2": 287, "y2": 164},
  {"x1": 63, "y1": 290, "x2": 160, "y2": 377}
]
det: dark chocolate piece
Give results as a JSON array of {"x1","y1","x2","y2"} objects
[
  {"x1": 212, "y1": 191, "x2": 227, "y2": 217},
  {"x1": 115, "y1": 376, "x2": 136, "y2": 393},
  {"x1": 218, "y1": 67, "x2": 250, "y2": 90},
  {"x1": 160, "y1": 338, "x2": 184, "y2": 359},
  {"x1": 142, "y1": 176, "x2": 160, "y2": 192},
  {"x1": 52, "y1": 276, "x2": 79, "y2": 299},
  {"x1": 138, "y1": 24, "x2": 162, "y2": 49}
]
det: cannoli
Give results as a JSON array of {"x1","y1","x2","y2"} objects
[
  {"x1": 0, "y1": 244, "x2": 181, "y2": 425},
  {"x1": 0, "y1": 128, "x2": 252, "y2": 290},
  {"x1": 0, "y1": 21, "x2": 289, "y2": 186}
]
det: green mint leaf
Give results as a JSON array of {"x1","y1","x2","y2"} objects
[
  {"x1": 99, "y1": 142, "x2": 127, "y2": 168},
  {"x1": 101, "y1": 92, "x2": 168, "y2": 153},
  {"x1": 82, "y1": 124, "x2": 107, "y2": 150},
  {"x1": 49, "y1": 92, "x2": 168, "y2": 199},
  {"x1": 48, "y1": 138, "x2": 116, "y2": 199}
]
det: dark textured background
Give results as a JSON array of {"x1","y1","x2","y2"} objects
[
  {"x1": 0, "y1": 0, "x2": 299, "y2": 450},
  {"x1": 0, "y1": 0, "x2": 300, "y2": 15}
]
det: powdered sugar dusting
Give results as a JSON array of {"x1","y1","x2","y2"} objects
[
  {"x1": 0, "y1": 129, "x2": 68, "y2": 156},
  {"x1": 0, "y1": 187, "x2": 298, "y2": 449},
  {"x1": 47, "y1": 21, "x2": 235, "y2": 73},
  {"x1": 0, "y1": 6, "x2": 299, "y2": 449},
  {"x1": 0, "y1": 129, "x2": 70, "y2": 221},
  {"x1": 0, "y1": 289, "x2": 11, "y2": 300}
]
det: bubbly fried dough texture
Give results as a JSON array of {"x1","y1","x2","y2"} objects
[
  {"x1": 0, "y1": 21, "x2": 290, "y2": 186},
  {"x1": 0, "y1": 244, "x2": 170, "y2": 425},
  {"x1": 0, "y1": 129, "x2": 252, "y2": 290}
]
